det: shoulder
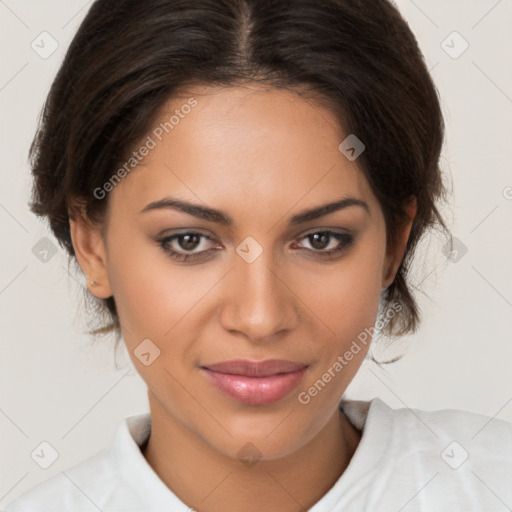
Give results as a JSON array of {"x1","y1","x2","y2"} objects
[
  {"x1": 381, "y1": 398, "x2": 512, "y2": 453},
  {"x1": 2, "y1": 445, "x2": 129, "y2": 512},
  {"x1": 3, "y1": 414, "x2": 152, "y2": 512},
  {"x1": 343, "y1": 396, "x2": 512, "y2": 449},
  {"x1": 339, "y1": 397, "x2": 512, "y2": 508}
]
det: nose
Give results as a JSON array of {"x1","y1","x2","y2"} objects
[{"x1": 219, "y1": 253, "x2": 299, "y2": 343}]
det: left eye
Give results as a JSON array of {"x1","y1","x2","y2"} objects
[
  {"x1": 157, "y1": 230, "x2": 354, "y2": 262},
  {"x1": 292, "y1": 231, "x2": 355, "y2": 257}
]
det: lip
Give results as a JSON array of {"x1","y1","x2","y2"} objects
[{"x1": 201, "y1": 359, "x2": 308, "y2": 405}]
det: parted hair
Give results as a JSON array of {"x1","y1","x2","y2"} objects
[{"x1": 29, "y1": 0, "x2": 449, "y2": 344}]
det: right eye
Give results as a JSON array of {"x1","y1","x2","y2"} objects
[{"x1": 157, "y1": 231, "x2": 220, "y2": 262}]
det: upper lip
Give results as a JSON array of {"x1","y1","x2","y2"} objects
[{"x1": 202, "y1": 359, "x2": 308, "y2": 377}]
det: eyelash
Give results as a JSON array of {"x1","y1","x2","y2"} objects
[{"x1": 156, "y1": 230, "x2": 355, "y2": 263}]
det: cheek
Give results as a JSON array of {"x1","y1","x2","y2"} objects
[
  {"x1": 293, "y1": 248, "x2": 385, "y2": 418},
  {"x1": 104, "y1": 225, "x2": 179, "y2": 336},
  {"x1": 106, "y1": 246, "x2": 206, "y2": 337},
  {"x1": 106, "y1": 214, "x2": 386, "y2": 352},
  {"x1": 300, "y1": 236, "x2": 385, "y2": 340},
  {"x1": 296, "y1": 231, "x2": 386, "y2": 397}
]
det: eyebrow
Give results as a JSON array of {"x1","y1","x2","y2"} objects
[{"x1": 140, "y1": 196, "x2": 369, "y2": 225}]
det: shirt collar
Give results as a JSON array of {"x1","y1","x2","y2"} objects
[{"x1": 112, "y1": 397, "x2": 390, "y2": 510}]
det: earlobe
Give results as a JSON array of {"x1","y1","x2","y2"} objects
[
  {"x1": 381, "y1": 197, "x2": 417, "y2": 291},
  {"x1": 69, "y1": 212, "x2": 113, "y2": 299}
]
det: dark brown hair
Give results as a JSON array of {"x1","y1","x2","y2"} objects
[{"x1": 29, "y1": 0, "x2": 449, "y2": 347}]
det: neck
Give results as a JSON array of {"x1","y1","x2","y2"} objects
[{"x1": 142, "y1": 398, "x2": 361, "y2": 512}]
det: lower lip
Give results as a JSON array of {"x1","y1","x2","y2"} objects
[{"x1": 201, "y1": 367, "x2": 307, "y2": 405}]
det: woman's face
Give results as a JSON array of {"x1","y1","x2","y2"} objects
[{"x1": 76, "y1": 84, "x2": 409, "y2": 460}]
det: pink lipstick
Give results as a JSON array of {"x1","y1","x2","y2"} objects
[{"x1": 201, "y1": 359, "x2": 308, "y2": 405}]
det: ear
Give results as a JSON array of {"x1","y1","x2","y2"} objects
[
  {"x1": 381, "y1": 196, "x2": 417, "y2": 290},
  {"x1": 69, "y1": 208, "x2": 113, "y2": 299}
]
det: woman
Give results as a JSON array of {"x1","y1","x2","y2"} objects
[{"x1": 5, "y1": 0, "x2": 512, "y2": 510}]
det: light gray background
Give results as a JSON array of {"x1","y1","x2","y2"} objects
[{"x1": 1, "y1": 0, "x2": 511, "y2": 506}]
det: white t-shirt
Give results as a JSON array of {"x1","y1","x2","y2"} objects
[{"x1": 4, "y1": 397, "x2": 512, "y2": 511}]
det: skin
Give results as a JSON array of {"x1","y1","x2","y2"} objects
[{"x1": 70, "y1": 84, "x2": 416, "y2": 512}]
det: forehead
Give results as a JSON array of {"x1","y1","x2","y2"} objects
[{"x1": 108, "y1": 84, "x2": 375, "y2": 220}]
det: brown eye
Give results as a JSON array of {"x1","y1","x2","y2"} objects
[
  {"x1": 175, "y1": 233, "x2": 202, "y2": 251},
  {"x1": 294, "y1": 231, "x2": 355, "y2": 258},
  {"x1": 158, "y1": 232, "x2": 217, "y2": 262}
]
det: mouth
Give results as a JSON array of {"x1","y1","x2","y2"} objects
[{"x1": 200, "y1": 359, "x2": 309, "y2": 405}]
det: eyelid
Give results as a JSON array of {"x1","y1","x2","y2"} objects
[
  {"x1": 156, "y1": 227, "x2": 356, "y2": 263},
  {"x1": 156, "y1": 226, "x2": 353, "y2": 245},
  {"x1": 158, "y1": 230, "x2": 217, "y2": 248},
  {"x1": 292, "y1": 229, "x2": 355, "y2": 253},
  {"x1": 298, "y1": 226, "x2": 354, "y2": 237}
]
